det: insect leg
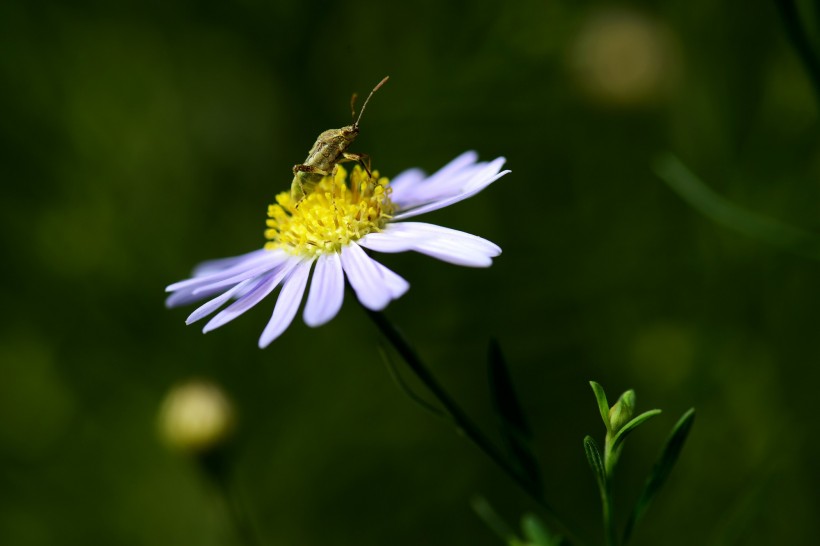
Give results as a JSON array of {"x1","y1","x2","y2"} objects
[
  {"x1": 291, "y1": 166, "x2": 330, "y2": 204},
  {"x1": 292, "y1": 164, "x2": 331, "y2": 176},
  {"x1": 341, "y1": 152, "x2": 372, "y2": 177}
]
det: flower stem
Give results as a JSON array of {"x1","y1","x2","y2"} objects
[
  {"x1": 198, "y1": 450, "x2": 262, "y2": 546},
  {"x1": 363, "y1": 307, "x2": 586, "y2": 546}
]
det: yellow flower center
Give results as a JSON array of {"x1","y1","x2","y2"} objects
[{"x1": 264, "y1": 165, "x2": 394, "y2": 257}]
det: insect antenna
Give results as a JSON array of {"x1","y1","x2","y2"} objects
[{"x1": 353, "y1": 76, "x2": 389, "y2": 128}]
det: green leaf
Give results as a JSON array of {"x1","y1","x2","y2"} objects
[
  {"x1": 521, "y1": 513, "x2": 561, "y2": 546},
  {"x1": 471, "y1": 496, "x2": 518, "y2": 543},
  {"x1": 622, "y1": 408, "x2": 695, "y2": 545},
  {"x1": 655, "y1": 154, "x2": 820, "y2": 260},
  {"x1": 583, "y1": 435, "x2": 606, "y2": 492},
  {"x1": 589, "y1": 381, "x2": 611, "y2": 431},
  {"x1": 488, "y1": 340, "x2": 543, "y2": 493},
  {"x1": 611, "y1": 409, "x2": 662, "y2": 452},
  {"x1": 489, "y1": 340, "x2": 531, "y2": 437}
]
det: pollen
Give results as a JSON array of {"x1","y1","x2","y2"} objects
[{"x1": 264, "y1": 165, "x2": 394, "y2": 257}]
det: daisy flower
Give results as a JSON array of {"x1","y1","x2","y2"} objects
[{"x1": 166, "y1": 151, "x2": 509, "y2": 348}]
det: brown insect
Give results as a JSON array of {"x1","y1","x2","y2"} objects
[{"x1": 290, "y1": 76, "x2": 389, "y2": 203}]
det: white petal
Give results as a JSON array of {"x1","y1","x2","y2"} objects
[
  {"x1": 357, "y1": 231, "x2": 422, "y2": 253},
  {"x1": 303, "y1": 252, "x2": 345, "y2": 327},
  {"x1": 203, "y1": 258, "x2": 301, "y2": 333},
  {"x1": 390, "y1": 151, "x2": 480, "y2": 209},
  {"x1": 185, "y1": 280, "x2": 253, "y2": 325},
  {"x1": 190, "y1": 256, "x2": 287, "y2": 295},
  {"x1": 192, "y1": 249, "x2": 270, "y2": 276},
  {"x1": 393, "y1": 159, "x2": 509, "y2": 220},
  {"x1": 166, "y1": 250, "x2": 285, "y2": 293},
  {"x1": 387, "y1": 222, "x2": 501, "y2": 256},
  {"x1": 386, "y1": 168, "x2": 425, "y2": 203},
  {"x1": 166, "y1": 284, "x2": 225, "y2": 308},
  {"x1": 410, "y1": 238, "x2": 494, "y2": 267},
  {"x1": 393, "y1": 168, "x2": 508, "y2": 220},
  {"x1": 433, "y1": 149, "x2": 479, "y2": 173},
  {"x1": 340, "y1": 243, "x2": 392, "y2": 311},
  {"x1": 258, "y1": 260, "x2": 312, "y2": 348},
  {"x1": 400, "y1": 162, "x2": 485, "y2": 205},
  {"x1": 421, "y1": 150, "x2": 480, "y2": 188},
  {"x1": 359, "y1": 223, "x2": 501, "y2": 267},
  {"x1": 372, "y1": 261, "x2": 410, "y2": 299}
]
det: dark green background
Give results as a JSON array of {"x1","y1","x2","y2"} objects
[{"x1": 2, "y1": 0, "x2": 819, "y2": 544}]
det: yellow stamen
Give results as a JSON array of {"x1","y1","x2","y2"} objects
[{"x1": 264, "y1": 165, "x2": 394, "y2": 257}]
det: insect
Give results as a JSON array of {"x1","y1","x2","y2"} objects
[{"x1": 290, "y1": 76, "x2": 389, "y2": 203}]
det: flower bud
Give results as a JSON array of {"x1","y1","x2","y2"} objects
[
  {"x1": 158, "y1": 380, "x2": 235, "y2": 453},
  {"x1": 608, "y1": 389, "x2": 636, "y2": 432}
]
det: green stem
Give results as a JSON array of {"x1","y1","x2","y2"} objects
[
  {"x1": 602, "y1": 438, "x2": 618, "y2": 546},
  {"x1": 198, "y1": 450, "x2": 262, "y2": 546},
  {"x1": 602, "y1": 479, "x2": 617, "y2": 546},
  {"x1": 224, "y1": 485, "x2": 261, "y2": 546},
  {"x1": 363, "y1": 307, "x2": 586, "y2": 546},
  {"x1": 774, "y1": 0, "x2": 820, "y2": 102}
]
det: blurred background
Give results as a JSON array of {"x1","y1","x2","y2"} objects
[{"x1": 2, "y1": 0, "x2": 819, "y2": 544}]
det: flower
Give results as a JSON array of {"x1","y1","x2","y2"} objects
[{"x1": 166, "y1": 151, "x2": 509, "y2": 348}]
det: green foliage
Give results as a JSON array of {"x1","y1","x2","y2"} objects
[
  {"x1": 472, "y1": 498, "x2": 563, "y2": 546},
  {"x1": 583, "y1": 435, "x2": 607, "y2": 492},
  {"x1": 610, "y1": 409, "x2": 662, "y2": 454},
  {"x1": 655, "y1": 154, "x2": 820, "y2": 260},
  {"x1": 583, "y1": 383, "x2": 693, "y2": 546},
  {"x1": 472, "y1": 497, "x2": 518, "y2": 544},
  {"x1": 488, "y1": 339, "x2": 543, "y2": 497},
  {"x1": 479, "y1": 382, "x2": 694, "y2": 546},
  {"x1": 589, "y1": 381, "x2": 612, "y2": 432},
  {"x1": 378, "y1": 344, "x2": 447, "y2": 419},
  {"x1": 521, "y1": 513, "x2": 562, "y2": 546},
  {"x1": 623, "y1": 408, "x2": 696, "y2": 544}
]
